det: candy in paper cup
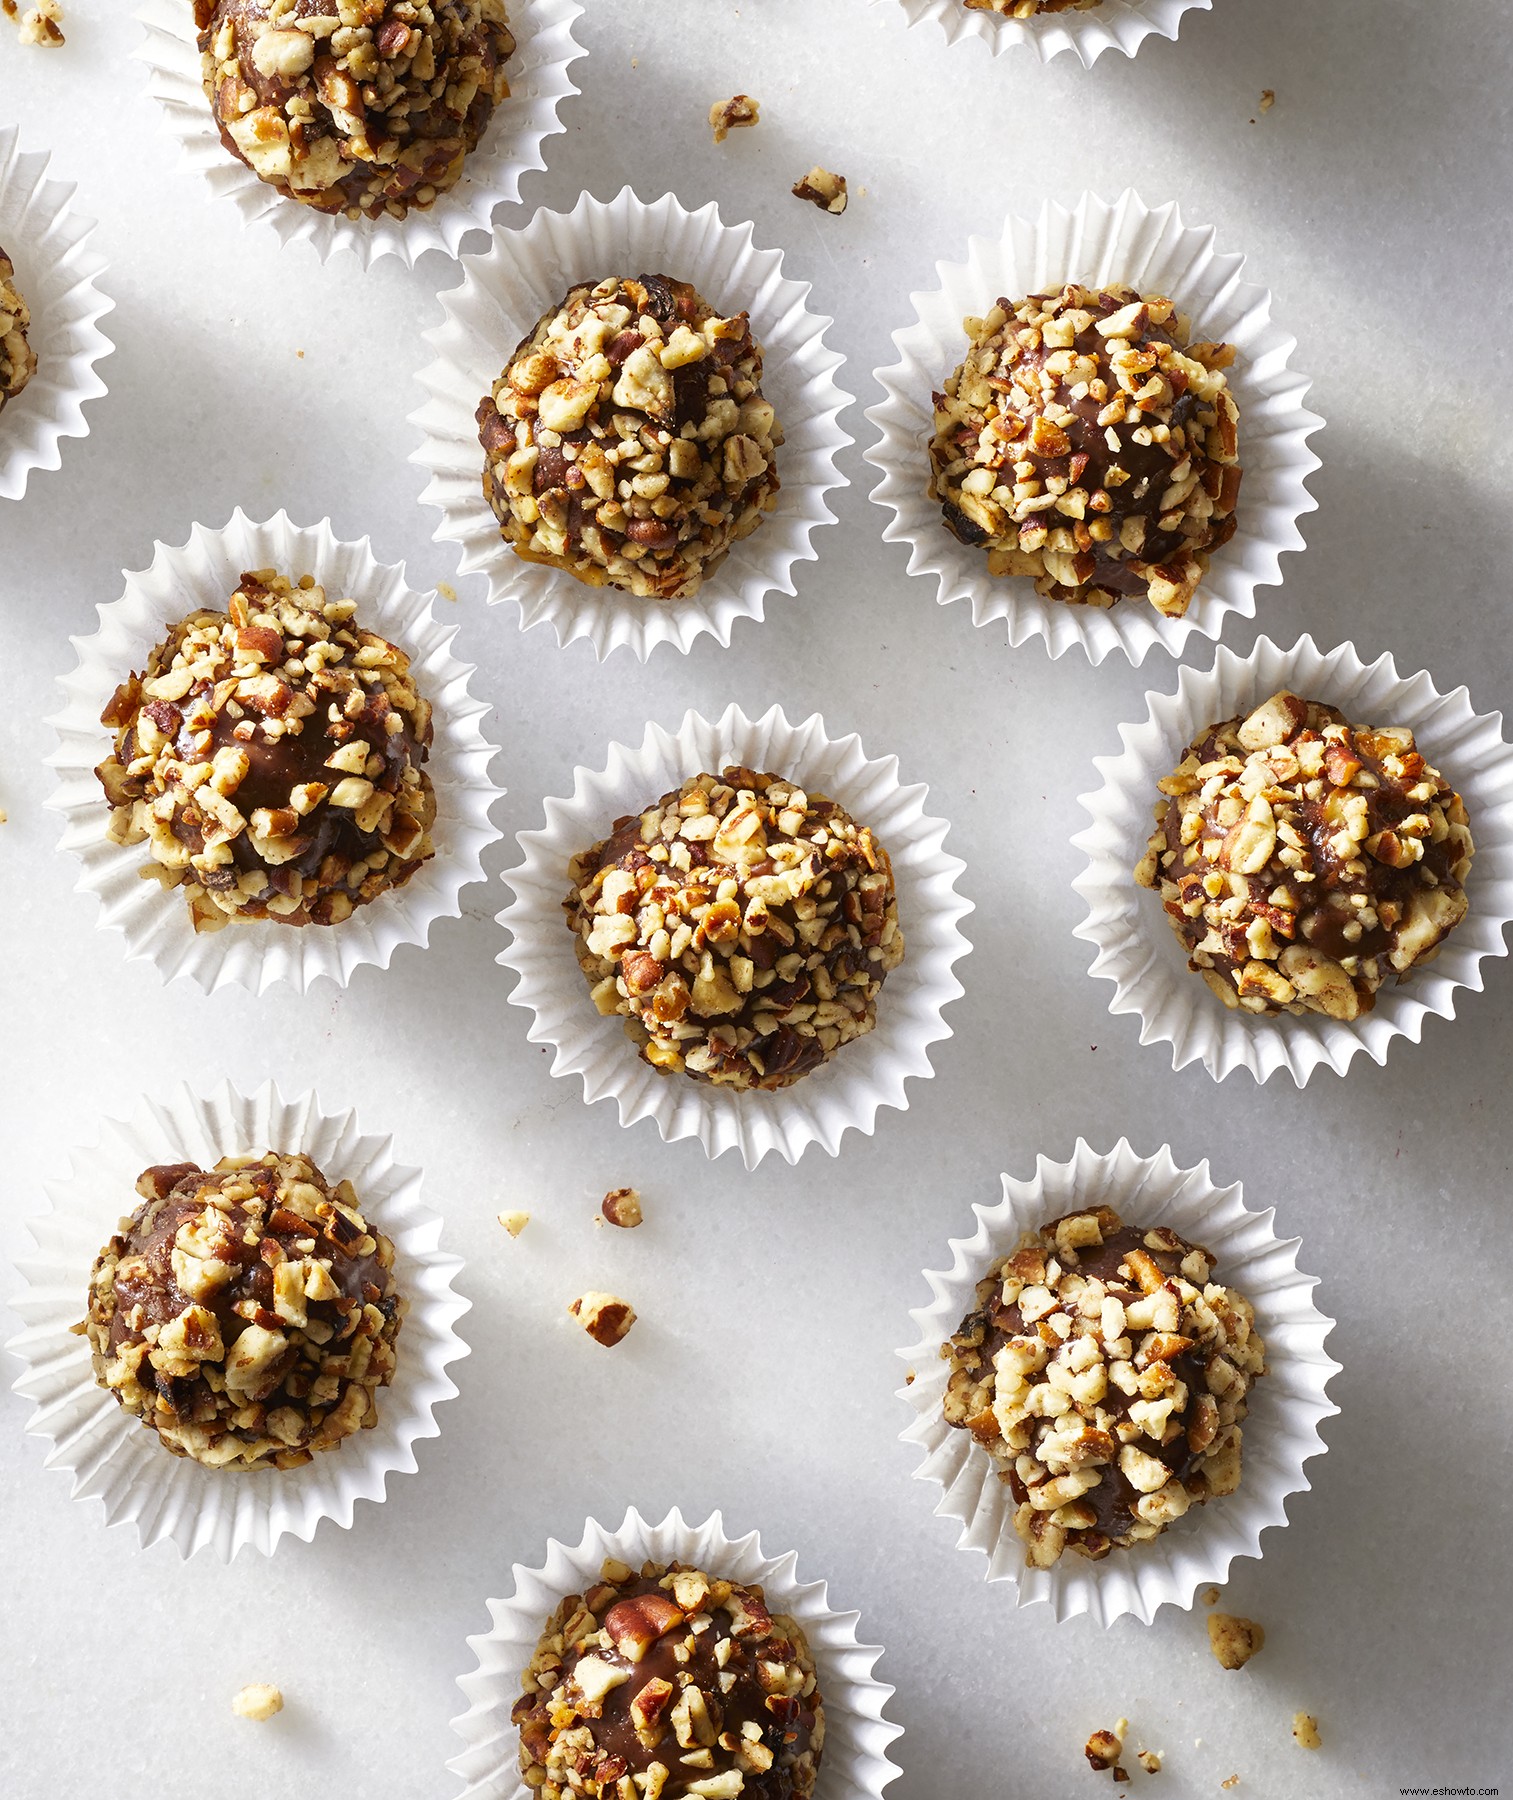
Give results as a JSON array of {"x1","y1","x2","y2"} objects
[
  {"x1": 6, "y1": 1079, "x2": 469, "y2": 1559},
  {"x1": 876, "y1": 0, "x2": 1211, "y2": 66},
  {"x1": 449, "y1": 1506, "x2": 902, "y2": 1798},
  {"x1": 0, "y1": 126, "x2": 113, "y2": 502},
  {"x1": 865, "y1": 190, "x2": 1323, "y2": 665},
  {"x1": 46, "y1": 508, "x2": 504, "y2": 995},
  {"x1": 1072, "y1": 634, "x2": 1513, "y2": 1082},
  {"x1": 897, "y1": 1139, "x2": 1340, "y2": 1626},
  {"x1": 497, "y1": 704, "x2": 972, "y2": 1167},
  {"x1": 411, "y1": 188, "x2": 852, "y2": 660},
  {"x1": 134, "y1": 0, "x2": 586, "y2": 268}
]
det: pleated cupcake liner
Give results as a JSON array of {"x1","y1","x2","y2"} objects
[{"x1": 876, "y1": 0, "x2": 1212, "y2": 66}]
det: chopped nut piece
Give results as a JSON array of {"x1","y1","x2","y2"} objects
[
  {"x1": 498, "y1": 1210, "x2": 530, "y2": 1238},
  {"x1": 1292, "y1": 1713, "x2": 1321, "y2": 1750},
  {"x1": 1085, "y1": 1726, "x2": 1123, "y2": 1771},
  {"x1": 1137, "y1": 693, "x2": 1473, "y2": 1019},
  {"x1": 709, "y1": 94, "x2": 760, "y2": 142},
  {"x1": 1207, "y1": 1613, "x2": 1266, "y2": 1670},
  {"x1": 0, "y1": 246, "x2": 37, "y2": 411},
  {"x1": 566, "y1": 768, "x2": 904, "y2": 1092},
  {"x1": 1138, "y1": 1750, "x2": 1162, "y2": 1774},
  {"x1": 1221, "y1": 1778, "x2": 1240, "y2": 1792},
  {"x1": 943, "y1": 1204, "x2": 1263, "y2": 1566},
  {"x1": 1201, "y1": 1585, "x2": 1220, "y2": 1606},
  {"x1": 231, "y1": 1683, "x2": 284, "y2": 1721},
  {"x1": 601, "y1": 1187, "x2": 644, "y2": 1229},
  {"x1": 1259, "y1": 89, "x2": 1276, "y2": 112},
  {"x1": 16, "y1": 0, "x2": 63, "y2": 44},
  {"x1": 568, "y1": 1290, "x2": 636, "y2": 1347},
  {"x1": 791, "y1": 166, "x2": 847, "y2": 214}
]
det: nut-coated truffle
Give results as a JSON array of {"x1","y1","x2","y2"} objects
[
  {"x1": 1135, "y1": 690, "x2": 1475, "y2": 1019},
  {"x1": 81, "y1": 1152, "x2": 404, "y2": 1470},
  {"x1": 477, "y1": 274, "x2": 782, "y2": 599},
  {"x1": 565, "y1": 768, "x2": 903, "y2": 1090},
  {"x1": 943, "y1": 1205, "x2": 1265, "y2": 1567},
  {"x1": 929, "y1": 282, "x2": 1240, "y2": 617},
  {"x1": 963, "y1": 0, "x2": 1102, "y2": 14},
  {"x1": 0, "y1": 245, "x2": 37, "y2": 413},
  {"x1": 96, "y1": 568, "x2": 436, "y2": 932},
  {"x1": 194, "y1": 0, "x2": 515, "y2": 220},
  {"x1": 513, "y1": 1559, "x2": 824, "y2": 1800}
]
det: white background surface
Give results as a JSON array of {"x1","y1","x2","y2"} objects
[{"x1": 2, "y1": 2, "x2": 1511, "y2": 1797}]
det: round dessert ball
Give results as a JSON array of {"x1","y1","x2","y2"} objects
[
  {"x1": 513, "y1": 1560, "x2": 824, "y2": 1800},
  {"x1": 1135, "y1": 690, "x2": 1475, "y2": 1020},
  {"x1": 0, "y1": 244, "x2": 37, "y2": 414},
  {"x1": 565, "y1": 767, "x2": 904, "y2": 1090},
  {"x1": 82, "y1": 1152, "x2": 404, "y2": 1470},
  {"x1": 929, "y1": 281, "x2": 1241, "y2": 618},
  {"x1": 194, "y1": 0, "x2": 516, "y2": 220},
  {"x1": 943, "y1": 1205, "x2": 1265, "y2": 1568},
  {"x1": 964, "y1": 0, "x2": 1102, "y2": 12},
  {"x1": 477, "y1": 273, "x2": 783, "y2": 599},
  {"x1": 96, "y1": 568, "x2": 436, "y2": 932}
]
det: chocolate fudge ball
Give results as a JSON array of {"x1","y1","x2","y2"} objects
[
  {"x1": 943, "y1": 1205, "x2": 1265, "y2": 1568},
  {"x1": 1135, "y1": 690, "x2": 1475, "y2": 1019},
  {"x1": 96, "y1": 568, "x2": 436, "y2": 932},
  {"x1": 81, "y1": 1152, "x2": 404, "y2": 1470},
  {"x1": 0, "y1": 245, "x2": 37, "y2": 414},
  {"x1": 565, "y1": 768, "x2": 904, "y2": 1090},
  {"x1": 513, "y1": 1560, "x2": 824, "y2": 1800},
  {"x1": 194, "y1": 0, "x2": 515, "y2": 220},
  {"x1": 477, "y1": 274, "x2": 782, "y2": 600},
  {"x1": 929, "y1": 282, "x2": 1240, "y2": 618}
]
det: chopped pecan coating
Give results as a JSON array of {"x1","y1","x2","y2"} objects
[
  {"x1": 95, "y1": 569, "x2": 436, "y2": 933},
  {"x1": 194, "y1": 0, "x2": 515, "y2": 220},
  {"x1": 1135, "y1": 691, "x2": 1474, "y2": 1019},
  {"x1": 0, "y1": 245, "x2": 37, "y2": 410},
  {"x1": 565, "y1": 768, "x2": 904, "y2": 1092},
  {"x1": 79, "y1": 1152, "x2": 404, "y2": 1471},
  {"x1": 942, "y1": 1206, "x2": 1265, "y2": 1567},
  {"x1": 478, "y1": 274, "x2": 782, "y2": 600},
  {"x1": 928, "y1": 282, "x2": 1240, "y2": 617},
  {"x1": 514, "y1": 1559, "x2": 824, "y2": 1799}
]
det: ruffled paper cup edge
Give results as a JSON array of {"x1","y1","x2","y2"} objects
[
  {"x1": 872, "y1": 0, "x2": 1211, "y2": 66},
  {"x1": 0, "y1": 126, "x2": 114, "y2": 502},
  {"x1": 44, "y1": 506, "x2": 506, "y2": 996},
  {"x1": 496, "y1": 703, "x2": 973, "y2": 1167},
  {"x1": 863, "y1": 188, "x2": 1323, "y2": 666},
  {"x1": 895, "y1": 1137, "x2": 1341, "y2": 1626},
  {"x1": 132, "y1": 0, "x2": 587, "y2": 270},
  {"x1": 447, "y1": 1505, "x2": 903, "y2": 1799},
  {"x1": 409, "y1": 186, "x2": 853, "y2": 661},
  {"x1": 5, "y1": 1077, "x2": 471, "y2": 1560},
  {"x1": 1071, "y1": 633, "x2": 1513, "y2": 1082}
]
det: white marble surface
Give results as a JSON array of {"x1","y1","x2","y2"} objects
[{"x1": 3, "y1": 2, "x2": 1512, "y2": 1796}]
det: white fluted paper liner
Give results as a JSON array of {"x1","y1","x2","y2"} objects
[
  {"x1": 497, "y1": 705, "x2": 972, "y2": 1167},
  {"x1": 411, "y1": 189, "x2": 852, "y2": 660},
  {"x1": 6, "y1": 1079, "x2": 470, "y2": 1559},
  {"x1": 865, "y1": 191, "x2": 1322, "y2": 665},
  {"x1": 0, "y1": 127, "x2": 113, "y2": 502},
  {"x1": 134, "y1": 0, "x2": 585, "y2": 269},
  {"x1": 876, "y1": 0, "x2": 1210, "y2": 65},
  {"x1": 897, "y1": 1140, "x2": 1339, "y2": 1626},
  {"x1": 1072, "y1": 634, "x2": 1513, "y2": 1082},
  {"x1": 449, "y1": 1506, "x2": 902, "y2": 1798},
  {"x1": 46, "y1": 509, "x2": 504, "y2": 995}
]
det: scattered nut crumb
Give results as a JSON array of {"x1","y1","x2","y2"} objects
[
  {"x1": 1208, "y1": 1612, "x2": 1265, "y2": 1670},
  {"x1": 1, "y1": 2, "x2": 15, "y2": 19},
  {"x1": 1221, "y1": 1778, "x2": 1240, "y2": 1792},
  {"x1": 436, "y1": 581, "x2": 457, "y2": 602},
  {"x1": 1201, "y1": 1585, "x2": 1220, "y2": 1606},
  {"x1": 498, "y1": 1211, "x2": 530, "y2": 1238},
  {"x1": 709, "y1": 94, "x2": 759, "y2": 143},
  {"x1": 231, "y1": 1684, "x2": 283, "y2": 1722},
  {"x1": 1292, "y1": 1713, "x2": 1321, "y2": 1750},
  {"x1": 1138, "y1": 1750, "x2": 1162, "y2": 1775},
  {"x1": 569, "y1": 1290, "x2": 636, "y2": 1347},
  {"x1": 792, "y1": 166, "x2": 847, "y2": 215},
  {"x1": 904, "y1": 1367, "x2": 916, "y2": 1385},
  {"x1": 1259, "y1": 89, "x2": 1275, "y2": 112},
  {"x1": 16, "y1": 0, "x2": 63, "y2": 43},
  {"x1": 1085, "y1": 1727, "x2": 1123, "y2": 1773},
  {"x1": 601, "y1": 1186, "x2": 643, "y2": 1229}
]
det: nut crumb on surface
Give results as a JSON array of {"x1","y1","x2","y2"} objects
[
  {"x1": 1221, "y1": 1778, "x2": 1240, "y2": 1792},
  {"x1": 1208, "y1": 1612, "x2": 1265, "y2": 1670},
  {"x1": 1292, "y1": 1712, "x2": 1321, "y2": 1749},
  {"x1": 1201, "y1": 1585, "x2": 1220, "y2": 1606},
  {"x1": 1085, "y1": 1726, "x2": 1123, "y2": 1772},
  {"x1": 17, "y1": 0, "x2": 64, "y2": 44},
  {"x1": 792, "y1": 166, "x2": 847, "y2": 214},
  {"x1": 1259, "y1": 89, "x2": 1276, "y2": 112},
  {"x1": 600, "y1": 1186, "x2": 643, "y2": 1229},
  {"x1": 709, "y1": 93, "x2": 760, "y2": 142},
  {"x1": 231, "y1": 1684, "x2": 283, "y2": 1721},
  {"x1": 569, "y1": 1289, "x2": 636, "y2": 1346},
  {"x1": 436, "y1": 581, "x2": 458, "y2": 602},
  {"x1": 498, "y1": 1210, "x2": 530, "y2": 1237},
  {"x1": 1138, "y1": 1750, "x2": 1162, "y2": 1774}
]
